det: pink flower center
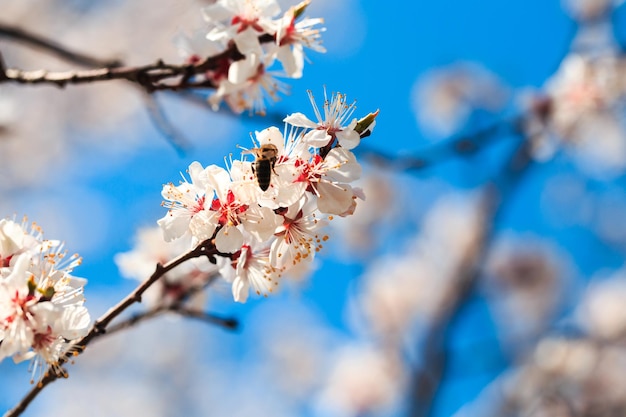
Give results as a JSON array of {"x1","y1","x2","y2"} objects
[
  {"x1": 294, "y1": 156, "x2": 323, "y2": 192},
  {"x1": 232, "y1": 16, "x2": 265, "y2": 33},
  {"x1": 279, "y1": 17, "x2": 297, "y2": 46},
  {"x1": 210, "y1": 190, "x2": 249, "y2": 226},
  {"x1": 3, "y1": 290, "x2": 36, "y2": 324},
  {"x1": 0, "y1": 254, "x2": 12, "y2": 268},
  {"x1": 192, "y1": 195, "x2": 206, "y2": 214},
  {"x1": 32, "y1": 327, "x2": 55, "y2": 350}
]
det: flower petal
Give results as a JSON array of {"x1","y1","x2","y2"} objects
[
  {"x1": 336, "y1": 128, "x2": 361, "y2": 150},
  {"x1": 303, "y1": 129, "x2": 331, "y2": 148},
  {"x1": 316, "y1": 182, "x2": 354, "y2": 215},
  {"x1": 284, "y1": 112, "x2": 318, "y2": 129},
  {"x1": 232, "y1": 275, "x2": 249, "y2": 303},
  {"x1": 216, "y1": 225, "x2": 244, "y2": 253}
]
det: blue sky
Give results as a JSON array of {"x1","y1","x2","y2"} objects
[{"x1": 3, "y1": 0, "x2": 625, "y2": 416}]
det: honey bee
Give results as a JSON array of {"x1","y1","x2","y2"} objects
[{"x1": 244, "y1": 144, "x2": 279, "y2": 191}]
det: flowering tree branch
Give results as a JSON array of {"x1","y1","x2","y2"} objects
[
  {"x1": 0, "y1": 51, "x2": 240, "y2": 91},
  {"x1": 0, "y1": 28, "x2": 270, "y2": 92},
  {"x1": 0, "y1": 0, "x2": 327, "y2": 119},
  {"x1": 3, "y1": 237, "x2": 222, "y2": 417},
  {"x1": 3, "y1": 86, "x2": 378, "y2": 416}
]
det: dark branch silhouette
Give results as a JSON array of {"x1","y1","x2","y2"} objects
[{"x1": 104, "y1": 305, "x2": 239, "y2": 336}]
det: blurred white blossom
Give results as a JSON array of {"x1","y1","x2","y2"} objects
[
  {"x1": 524, "y1": 54, "x2": 626, "y2": 177},
  {"x1": 115, "y1": 227, "x2": 218, "y2": 308},
  {"x1": 578, "y1": 270, "x2": 626, "y2": 340},
  {"x1": 412, "y1": 63, "x2": 509, "y2": 137},
  {"x1": 314, "y1": 344, "x2": 405, "y2": 417},
  {"x1": 483, "y1": 235, "x2": 572, "y2": 351},
  {"x1": 562, "y1": 0, "x2": 624, "y2": 20}
]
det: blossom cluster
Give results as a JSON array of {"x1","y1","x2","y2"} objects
[
  {"x1": 0, "y1": 218, "x2": 90, "y2": 382},
  {"x1": 524, "y1": 53, "x2": 626, "y2": 176},
  {"x1": 457, "y1": 269, "x2": 626, "y2": 417},
  {"x1": 178, "y1": 0, "x2": 326, "y2": 115},
  {"x1": 158, "y1": 90, "x2": 377, "y2": 303}
]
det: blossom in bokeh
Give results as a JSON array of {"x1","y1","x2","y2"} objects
[
  {"x1": 412, "y1": 62, "x2": 509, "y2": 137},
  {"x1": 577, "y1": 270, "x2": 626, "y2": 340},
  {"x1": 315, "y1": 344, "x2": 405, "y2": 417},
  {"x1": 483, "y1": 236, "x2": 571, "y2": 351},
  {"x1": 562, "y1": 0, "x2": 624, "y2": 20},
  {"x1": 115, "y1": 227, "x2": 218, "y2": 308},
  {"x1": 524, "y1": 54, "x2": 626, "y2": 176}
]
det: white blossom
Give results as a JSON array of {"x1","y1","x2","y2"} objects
[
  {"x1": 0, "y1": 219, "x2": 90, "y2": 380},
  {"x1": 285, "y1": 89, "x2": 361, "y2": 149},
  {"x1": 270, "y1": 196, "x2": 328, "y2": 269},
  {"x1": 159, "y1": 89, "x2": 376, "y2": 302},
  {"x1": 274, "y1": 1, "x2": 326, "y2": 78},
  {"x1": 221, "y1": 236, "x2": 282, "y2": 303},
  {"x1": 158, "y1": 161, "x2": 213, "y2": 242}
]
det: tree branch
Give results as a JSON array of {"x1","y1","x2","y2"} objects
[
  {"x1": 104, "y1": 305, "x2": 239, "y2": 335},
  {"x1": 0, "y1": 22, "x2": 122, "y2": 68},
  {"x1": 103, "y1": 275, "x2": 239, "y2": 337},
  {"x1": 356, "y1": 115, "x2": 524, "y2": 173},
  {"x1": 4, "y1": 237, "x2": 225, "y2": 417},
  {"x1": 0, "y1": 33, "x2": 274, "y2": 92}
]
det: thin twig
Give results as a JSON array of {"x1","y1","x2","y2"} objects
[
  {"x1": 143, "y1": 94, "x2": 192, "y2": 155},
  {"x1": 105, "y1": 306, "x2": 167, "y2": 335},
  {"x1": 104, "y1": 306, "x2": 239, "y2": 335},
  {"x1": 0, "y1": 52, "x2": 7, "y2": 81},
  {"x1": 4, "y1": 237, "x2": 223, "y2": 417},
  {"x1": 176, "y1": 308, "x2": 239, "y2": 330},
  {"x1": 104, "y1": 275, "x2": 239, "y2": 336},
  {"x1": 0, "y1": 22, "x2": 122, "y2": 68}
]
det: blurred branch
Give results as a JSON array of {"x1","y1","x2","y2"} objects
[
  {"x1": 4, "y1": 236, "x2": 229, "y2": 417},
  {"x1": 0, "y1": 52, "x2": 7, "y2": 82},
  {"x1": 0, "y1": 22, "x2": 122, "y2": 68},
  {"x1": 356, "y1": 115, "x2": 524, "y2": 172},
  {"x1": 409, "y1": 136, "x2": 534, "y2": 417},
  {"x1": 143, "y1": 94, "x2": 192, "y2": 155},
  {"x1": 104, "y1": 274, "x2": 239, "y2": 336},
  {"x1": 0, "y1": 24, "x2": 280, "y2": 153},
  {"x1": 105, "y1": 305, "x2": 239, "y2": 335},
  {"x1": 177, "y1": 308, "x2": 239, "y2": 329}
]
